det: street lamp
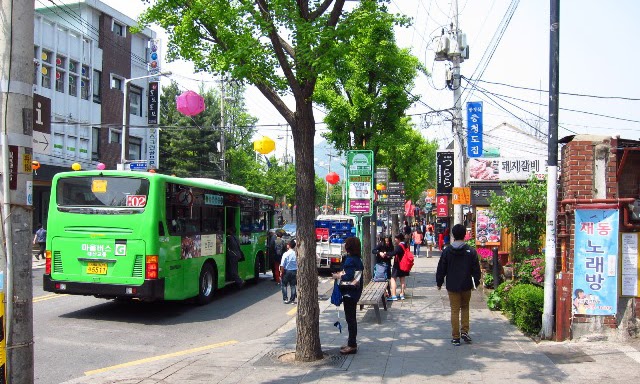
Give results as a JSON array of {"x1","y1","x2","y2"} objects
[{"x1": 121, "y1": 71, "x2": 171, "y2": 166}]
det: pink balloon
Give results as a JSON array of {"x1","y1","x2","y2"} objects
[{"x1": 97, "y1": 163, "x2": 106, "y2": 170}]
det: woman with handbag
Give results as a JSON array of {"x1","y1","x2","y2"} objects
[{"x1": 332, "y1": 237, "x2": 364, "y2": 355}]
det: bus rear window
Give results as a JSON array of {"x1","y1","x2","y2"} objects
[{"x1": 57, "y1": 176, "x2": 150, "y2": 213}]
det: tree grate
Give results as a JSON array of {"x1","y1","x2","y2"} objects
[{"x1": 253, "y1": 348, "x2": 350, "y2": 370}]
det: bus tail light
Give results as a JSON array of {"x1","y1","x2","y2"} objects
[
  {"x1": 145, "y1": 255, "x2": 158, "y2": 279},
  {"x1": 45, "y1": 250, "x2": 52, "y2": 275},
  {"x1": 331, "y1": 257, "x2": 341, "y2": 263}
]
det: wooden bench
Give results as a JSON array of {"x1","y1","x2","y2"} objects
[{"x1": 357, "y1": 280, "x2": 388, "y2": 324}]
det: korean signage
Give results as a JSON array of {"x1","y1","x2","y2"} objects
[
  {"x1": 469, "y1": 157, "x2": 546, "y2": 181},
  {"x1": 470, "y1": 184, "x2": 507, "y2": 206},
  {"x1": 8, "y1": 146, "x2": 18, "y2": 190},
  {"x1": 621, "y1": 233, "x2": 639, "y2": 297},
  {"x1": 346, "y1": 150, "x2": 373, "y2": 216},
  {"x1": 452, "y1": 187, "x2": 470, "y2": 205},
  {"x1": 148, "y1": 82, "x2": 159, "y2": 125},
  {"x1": 475, "y1": 207, "x2": 500, "y2": 245},
  {"x1": 572, "y1": 209, "x2": 618, "y2": 316},
  {"x1": 148, "y1": 126, "x2": 159, "y2": 169},
  {"x1": 466, "y1": 101, "x2": 483, "y2": 158},
  {"x1": 436, "y1": 195, "x2": 448, "y2": 217},
  {"x1": 437, "y1": 151, "x2": 454, "y2": 194}
]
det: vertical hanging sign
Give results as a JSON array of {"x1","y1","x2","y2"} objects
[
  {"x1": 466, "y1": 101, "x2": 483, "y2": 158},
  {"x1": 346, "y1": 150, "x2": 374, "y2": 216},
  {"x1": 436, "y1": 151, "x2": 454, "y2": 194},
  {"x1": 148, "y1": 82, "x2": 159, "y2": 125},
  {"x1": 572, "y1": 209, "x2": 619, "y2": 316}
]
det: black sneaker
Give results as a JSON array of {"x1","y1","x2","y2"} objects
[
  {"x1": 451, "y1": 338, "x2": 461, "y2": 346},
  {"x1": 461, "y1": 332, "x2": 472, "y2": 343}
]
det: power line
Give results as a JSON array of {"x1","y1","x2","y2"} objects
[
  {"x1": 469, "y1": 80, "x2": 640, "y2": 125},
  {"x1": 465, "y1": 77, "x2": 640, "y2": 101}
]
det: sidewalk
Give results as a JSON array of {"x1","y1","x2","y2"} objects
[{"x1": 65, "y1": 249, "x2": 640, "y2": 384}]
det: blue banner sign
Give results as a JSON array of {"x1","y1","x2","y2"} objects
[
  {"x1": 466, "y1": 101, "x2": 483, "y2": 158},
  {"x1": 572, "y1": 209, "x2": 619, "y2": 316}
]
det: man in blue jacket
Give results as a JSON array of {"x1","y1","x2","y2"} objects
[{"x1": 436, "y1": 224, "x2": 481, "y2": 346}]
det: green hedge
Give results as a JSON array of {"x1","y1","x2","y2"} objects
[
  {"x1": 486, "y1": 281, "x2": 516, "y2": 311},
  {"x1": 505, "y1": 284, "x2": 544, "y2": 335}
]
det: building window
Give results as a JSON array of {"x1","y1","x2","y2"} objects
[
  {"x1": 92, "y1": 70, "x2": 101, "y2": 103},
  {"x1": 112, "y1": 21, "x2": 126, "y2": 37},
  {"x1": 69, "y1": 75, "x2": 78, "y2": 96},
  {"x1": 110, "y1": 130, "x2": 121, "y2": 144},
  {"x1": 111, "y1": 76, "x2": 122, "y2": 91},
  {"x1": 92, "y1": 127, "x2": 100, "y2": 161},
  {"x1": 129, "y1": 86, "x2": 142, "y2": 117},
  {"x1": 81, "y1": 65, "x2": 90, "y2": 100},
  {"x1": 55, "y1": 70, "x2": 65, "y2": 93},
  {"x1": 129, "y1": 137, "x2": 142, "y2": 160},
  {"x1": 41, "y1": 49, "x2": 53, "y2": 89},
  {"x1": 69, "y1": 60, "x2": 79, "y2": 74}
]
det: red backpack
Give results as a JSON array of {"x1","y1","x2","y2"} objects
[{"x1": 399, "y1": 243, "x2": 414, "y2": 272}]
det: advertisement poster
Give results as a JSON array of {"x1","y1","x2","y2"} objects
[
  {"x1": 475, "y1": 207, "x2": 500, "y2": 245},
  {"x1": 620, "y1": 233, "x2": 639, "y2": 297},
  {"x1": 469, "y1": 157, "x2": 546, "y2": 181},
  {"x1": 572, "y1": 209, "x2": 619, "y2": 315}
]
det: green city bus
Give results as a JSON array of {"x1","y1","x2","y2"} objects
[{"x1": 43, "y1": 170, "x2": 274, "y2": 304}]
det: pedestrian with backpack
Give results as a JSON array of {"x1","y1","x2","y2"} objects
[
  {"x1": 436, "y1": 224, "x2": 481, "y2": 346},
  {"x1": 385, "y1": 234, "x2": 412, "y2": 301}
]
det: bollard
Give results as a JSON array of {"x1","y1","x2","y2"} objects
[{"x1": 492, "y1": 247, "x2": 500, "y2": 289}]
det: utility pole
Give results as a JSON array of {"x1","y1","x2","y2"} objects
[
  {"x1": 451, "y1": 0, "x2": 465, "y2": 226},
  {"x1": 542, "y1": 0, "x2": 560, "y2": 340},
  {"x1": 0, "y1": 1, "x2": 35, "y2": 382}
]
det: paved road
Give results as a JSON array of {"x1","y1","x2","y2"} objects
[{"x1": 32, "y1": 259, "x2": 334, "y2": 384}]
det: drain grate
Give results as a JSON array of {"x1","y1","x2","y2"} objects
[{"x1": 253, "y1": 348, "x2": 350, "y2": 370}]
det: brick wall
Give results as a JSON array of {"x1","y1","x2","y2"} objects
[
  {"x1": 557, "y1": 136, "x2": 640, "y2": 340},
  {"x1": 98, "y1": 13, "x2": 132, "y2": 168}
]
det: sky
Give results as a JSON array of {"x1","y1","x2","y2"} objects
[{"x1": 100, "y1": 0, "x2": 640, "y2": 163}]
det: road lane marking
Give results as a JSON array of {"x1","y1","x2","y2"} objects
[
  {"x1": 287, "y1": 306, "x2": 297, "y2": 316},
  {"x1": 33, "y1": 294, "x2": 68, "y2": 303},
  {"x1": 84, "y1": 340, "x2": 238, "y2": 376}
]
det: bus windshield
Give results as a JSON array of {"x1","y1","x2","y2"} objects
[{"x1": 56, "y1": 176, "x2": 150, "y2": 214}]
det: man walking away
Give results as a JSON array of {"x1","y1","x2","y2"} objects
[
  {"x1": 33, "y1": 223, "x2": 46, "y2": 260},
  {"x1": 436, "y1": 224, "x2": 481, "y2": 346}
]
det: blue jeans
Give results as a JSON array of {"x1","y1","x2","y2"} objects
[
  {"x1": 282, "y1": 270, "x2": 297, "y2": 301},
  {"x1": 413, "y1": 243, "x2": 421, "y2": 257}
]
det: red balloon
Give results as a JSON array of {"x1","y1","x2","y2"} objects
[
  {"x1": 176, "y1": 90, "x2": 206, "y2": 116},
  {"x1": 325, "y1": 172, "x2": 340, "y2": 185}
]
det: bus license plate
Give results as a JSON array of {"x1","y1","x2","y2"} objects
[{"x1": 87, "y1": 262, "x2": 107, "y2": 275}]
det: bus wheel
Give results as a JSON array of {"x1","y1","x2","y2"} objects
[{"x1": 197, "y1": 263, "x2": 216, "y2": 305}]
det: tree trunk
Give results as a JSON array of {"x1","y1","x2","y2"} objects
[
  {"x1": 292, "y1": 104, "x2": 323, "y2": 362},
  {"x1": 362, "y1": 216, "x2": 372, "y2": 285}
]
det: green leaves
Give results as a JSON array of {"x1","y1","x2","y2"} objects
[{"x1": 488, "y1": 176, "x2": 547, "y2": 260}]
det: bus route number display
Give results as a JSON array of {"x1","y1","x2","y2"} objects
[{"x1": 127, "y1": 195, "x2": 147, "y2": 207}]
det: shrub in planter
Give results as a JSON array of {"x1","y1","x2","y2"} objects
[
  {"x1": 492, "y1": 280, "x2": 515, "y2": 311},
  {"x1": 506, "y1": 283, "x2": 544, "y2": 335},
  {"x1": 487, "y1": 290, "x2": 501, "y2": 310},
  {"x1": 483, "y1": 272, "x2": 494, "y2": 288}
]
